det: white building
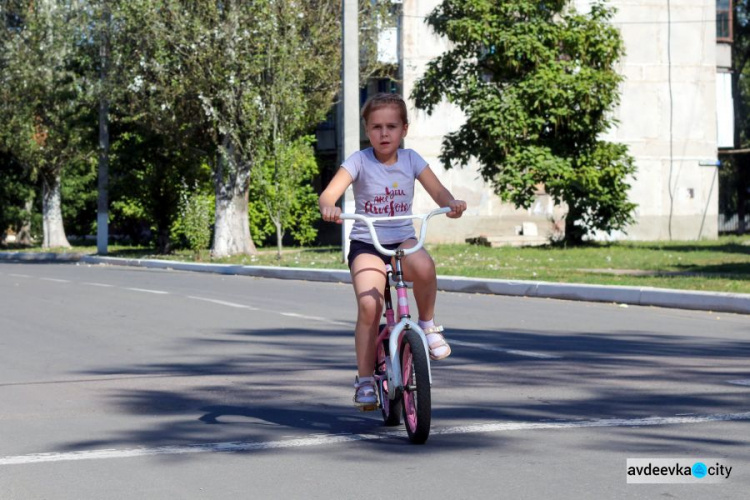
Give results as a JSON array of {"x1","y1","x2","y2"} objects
[{"x1": 399, "y1": 0, "x2": 730, "y2": 243}]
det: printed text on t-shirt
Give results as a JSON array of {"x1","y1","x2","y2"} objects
[{"x1": 364, "y1": 186, "x2": 410, "y2": 216}]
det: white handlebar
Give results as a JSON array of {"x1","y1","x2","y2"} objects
[{"x1": 340, "y1": 207, "x2": 451, "y2": 257}]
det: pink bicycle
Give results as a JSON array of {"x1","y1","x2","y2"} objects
[{"x1": 341, "y1": 207, "x2": 450, "y2": 444}]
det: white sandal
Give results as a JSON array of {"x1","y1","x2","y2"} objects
[
  {"x1": 423, "y1": 325, "x2": 452, "y2": 360},
  {"x1": 353, "y1": 376, "x2": 378, "y2": 410}
]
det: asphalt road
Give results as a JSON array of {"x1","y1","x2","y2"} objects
[{"x1": 1, "y1": 261, "x2": 749, "y2": 499}]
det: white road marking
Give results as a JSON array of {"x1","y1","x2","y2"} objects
[
  {"x1": 280, "y1": 312, "x2": 350, "y2": 327},
  {"x1": 450, "y1": 340, "x2": 562, "y2": 359},
  {"x1": 82, "y1": 282, "x2": 114, "y2": 288},
  {"x1": 186, "y1": 298, "x2": 349, "y2": 325},
  {"x1": 2, "y1": 411, "x2": 748, "y2": 466},
  {"x1": 9, "y1": 274, "x2": 31, "y2": 278},
  {"x1": 187, "y1": 296, "x2": 258, "y2": 310},
  {"x1": 126, "y1": 288, "x2": 169, "y2": 295},
  {"x1": 40, "y1": 278, "x2": 70, "y2": 283},
  {"x1": 728, "y1": 379, "x2": 750, "y2": 387}
]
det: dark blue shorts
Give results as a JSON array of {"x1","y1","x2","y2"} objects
[{"x1": 347, "y1": 239, "x2": 403, "y2": 269}]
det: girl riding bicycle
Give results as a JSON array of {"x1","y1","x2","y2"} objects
[{"x1": 318, "y1": 93, "x2": 467, "y2": 408}]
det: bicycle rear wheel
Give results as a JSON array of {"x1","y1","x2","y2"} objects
[
  {"x1": 401, "y1": 330, "x2": 431, "y2": 444},
  {"x1": 377, "y1": 335, "x2": 402, "y2": 426}
]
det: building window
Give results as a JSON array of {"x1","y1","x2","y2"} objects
[{"x1": 717, "y1": 0, "x2": 733, "y2": 42}]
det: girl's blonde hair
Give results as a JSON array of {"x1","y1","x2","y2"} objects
[{"x1": 361, "y1": 93, "x2": 408, "y2": 125}]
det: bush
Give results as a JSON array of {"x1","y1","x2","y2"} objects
[{"x1": 172, "y1": 189, "x2": 214, "y2": 258}]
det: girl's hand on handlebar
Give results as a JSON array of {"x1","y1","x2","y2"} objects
[
  {"x1": 447, "y1": 199, "x2": 467, "y2": 219},
  {"x1": 321, "y1": 206, "x2": 343, "y2": 224}
]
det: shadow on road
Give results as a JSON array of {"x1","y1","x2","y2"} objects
[{"x1": 62, "y1": 324, "x2": 750, "y2": 457}]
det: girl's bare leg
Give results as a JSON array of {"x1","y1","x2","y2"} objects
[
  {"x1": 349, "y1": 254, "x2": 387, "y2": 377},
  {"x1": 397, "y1": 239, "x2": 450, "y2": 359},
  {"x1": 396, "y1": 239, "x2": 437, "y2": 322}
]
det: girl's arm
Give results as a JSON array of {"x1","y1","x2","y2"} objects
[
  {"x1": 417, "y1": 166, "x2": 467, "y2": 219},
  {"x1": 318, "y1": 167, "x2": 354, "y2": 224}
]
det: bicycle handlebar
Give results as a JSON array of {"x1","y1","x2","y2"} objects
[{"x1": 340, "y1": 207, "x2": 451, "y2": 257}]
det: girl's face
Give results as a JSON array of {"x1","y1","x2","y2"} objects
[{"x1": 365, "y1": 105, "x2": 408, "y2": 165}]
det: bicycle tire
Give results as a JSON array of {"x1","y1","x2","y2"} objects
[
  {"x1": 401, "y1": 330, "x2": 431, "y2": 444},
  {"x1": 377, "y1": 332, "x2": 402, "y2": 426}
]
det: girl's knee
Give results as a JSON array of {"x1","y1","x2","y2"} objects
[
  {"x1": 357, "y1": 295, "x2": 382, "y2": 324},
  {"x1": 406, "y1": 251, "x2": 436, "y2": 281}
]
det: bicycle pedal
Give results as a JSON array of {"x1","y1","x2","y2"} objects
[{"x1": 358, "y1": 404, "x2": 378, "y2": 412}]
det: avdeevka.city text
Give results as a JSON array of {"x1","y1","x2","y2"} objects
[{"x1": 627, "y1": 462, "x2": 732, "y2": 478}]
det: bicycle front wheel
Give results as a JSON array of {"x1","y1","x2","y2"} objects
[{"x1": 401, "y1": 330, "x2": 431, "y2": 444}]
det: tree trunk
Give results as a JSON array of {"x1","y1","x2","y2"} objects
[
  {"x1": 42, "y1": 171, "x2": 71, "y2": 249},
  {"x1": 563, "y1": 199, "x2": 585, "y2": 245},
  {"x1": 155, "y1": 226, "x2": 172, "y2": 255},
  {"x1": 16, "y1": 196, "x2": 34, "y2": 245},
  {"x1": 212, "y1": 138, "x2": 257, "y2": 257},
  {"x1": 213, "y1": 189, "x2": 256, "y2": 257},
  {"x1": 275, "y1": 220, "x2": 283, "y2": 260}
]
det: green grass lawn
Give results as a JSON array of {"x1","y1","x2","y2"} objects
[
  {"x1": 427, "y1": 237, "x2": 750, "y2": 293},
  {"x1": 4, "y1": 236, "x2": 750, "y2": 294}
]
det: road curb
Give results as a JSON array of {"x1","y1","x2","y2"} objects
[
  {"x1": 0, "y1": 252, "x2": 86, "y2": 262},
  {"x1": 435, "y1": 276, "x2": 750, "y2": 314},
  {"x1": 2, "y1": 251, "x2": 749, "y2": 315}
]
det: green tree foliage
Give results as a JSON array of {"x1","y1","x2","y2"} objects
[
  {"x1": 412, "y1": 0, "x2": 636, "y2": 244},
  {"x1": 107, "y1": 127, "x2": 208, "y2": 249},
  {"x1": 250, "y1": 136, "x2": 320, "y2": 258},
  {"x1": 245, "y1": 1, "x2": 341, "y2": 257},
  {"x1": 0, "y1": 0, "x2": 94, "y2": 248},
  {"x1": 172, "y1": 186, "x2": 214, "y2": 259},
  {"x1": 120, "y1": 0, "x2": 341, "y2": 257},
  {"x1": 61, "y1": 155, "x2": 97, "y2": 238},
  {"x1": 0, "y1": 2, "x2": 31, "y2": 243},
  {"x1": 0, "y1": 0, "x2": 388, "y2": 253},
  {"x1": 104, "y1": 0, "x2": 214, "y2": 251}
]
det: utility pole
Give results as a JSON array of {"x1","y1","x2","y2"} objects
[
  {"x1": 97, "y1": 4, "x2": 111, "y2": 255},
  {"x1": 341, "y1": 0, "x2": 358, "y2": 262}
]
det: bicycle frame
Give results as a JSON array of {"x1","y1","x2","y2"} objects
[
  {"x1": 341, "y1": 207, "x2": 450, "y2": 397},
  {"x1": 380, "y1": 267, "x2": 431, "y2": 394}
]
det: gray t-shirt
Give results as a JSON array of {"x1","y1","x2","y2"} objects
[{"x1": 342, "y1": 147, "x2": 428, "y2": 244}]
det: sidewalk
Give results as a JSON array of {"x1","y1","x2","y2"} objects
[{"x1": 1, "y1": 251, "x2": 749, "y2": 315}]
